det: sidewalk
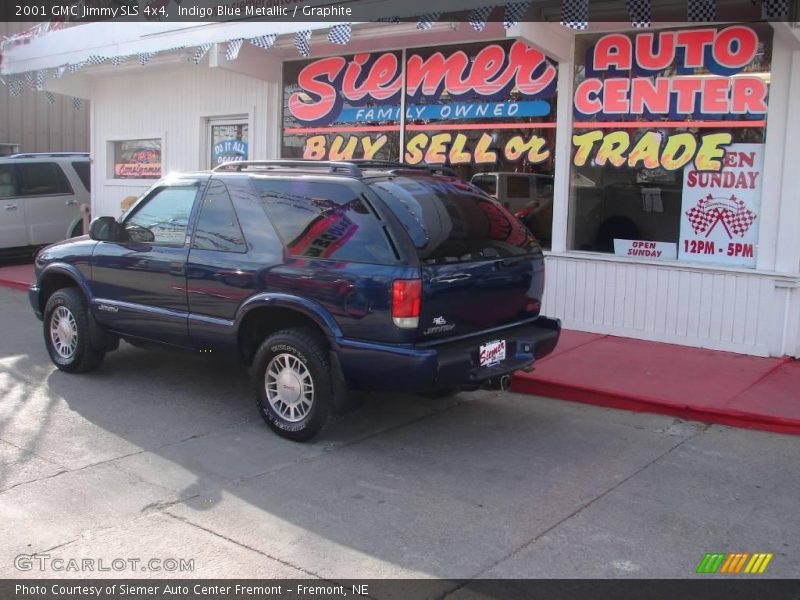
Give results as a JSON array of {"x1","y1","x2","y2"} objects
[{"x1": 2, "y1": 261, "x2": 798, "y2": 435}]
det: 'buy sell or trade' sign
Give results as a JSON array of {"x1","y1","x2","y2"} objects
[
  {"x1": 574, "y1": 25, "x2": 768, "y2": 172},
  {"x1": 285, "y1": 41, "x2": 557, "y2": 165},
  {"x1": 680, "y1": 143, "x2": 764, "y2": 267}
]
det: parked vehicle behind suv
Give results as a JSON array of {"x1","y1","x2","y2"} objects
[
  {"x1": 29, "y1": 161, "x2": 560, "y2": 441},
  {"x1": 0, "y1": 153, "x2": 90, "y2": 255}
]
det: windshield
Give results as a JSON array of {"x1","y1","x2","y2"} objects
[{"x1": 369, "y1": 176, "x2": 537, "y2": 264}]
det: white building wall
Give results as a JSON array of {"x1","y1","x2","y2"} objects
[{"x1": 90, "y1": 64, "x2": 277, "y2": 217}]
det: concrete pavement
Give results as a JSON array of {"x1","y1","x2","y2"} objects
[{"x1": 0, "y1": 286, "x2": 798, "y2": 584}]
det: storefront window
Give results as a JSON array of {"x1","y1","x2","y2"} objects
[
  {"x1": 568, "y1": 24, "x2": 772, "y2": 268},
  {"x1": 112, "y1": 138, "x2": 161, "y2": 179},
  {"x1": 281, "y1": 41, "x2": 559, "y2": 248},
  {"x1": 210, "y1": 121, "x2": 248, "y2": 167}
]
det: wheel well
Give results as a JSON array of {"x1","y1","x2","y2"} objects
[
  {"x1": 238, "y1": 307, "x2": 328, "y2": 364},
  {"x1": 40, "y1": 272, "x2": 80, "y2": 312}
]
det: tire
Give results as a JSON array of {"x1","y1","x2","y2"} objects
[
  {"x1": 252, "y1": 328, "x2": 332, "y2": 442},
  {"x1": 43, "y1": 288, "x2": 105, "y2": 373}
]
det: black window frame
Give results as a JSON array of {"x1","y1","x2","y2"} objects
[{"x1": 71, "y1": 160, "x2": 91, "y2": 192}]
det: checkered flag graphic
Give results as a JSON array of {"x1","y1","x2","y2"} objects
[
  {"x1": 72, "y1": 97, "x2": 83, "y2": 110},
  {"x1": 376, "y1": 16, "x2": 400, "y2": 23},
  {"x1": 54, "y1": 65, "x2": 67, "y2": 79},
  {"x1": 763, "y1": 0, "x2": 789, "y2": 18},
  {"x1": 111, "y1": 56, "x2": 126, "y2": 68},
  {"x1": 685, "y1": 195, "x2": 717, "y2": 234},
  {"x1": 68, "y1": 62, "x2": 86, "y2": 74},
  {"x1": 23, "y1": 71, "x2": 35, "y2": 90},
  {"x1": 685, "y1": 194, "x2": 757, "y2": 238},
  {"x1": 727, "y1": 197, "x2": 757, "y2": 237},
  {"x1": 562, "y1": 0, "x2": 589, "y2": 29},
  {"x1": 417, "y1": 13, "x2": 441, "y2": 30},
  {"x1": 7, "y1": 77, "x2": 22, "y2": 97},
  {"x1": 226, "y1": 39, "x2": 244, "y2": 61},
  {"x1": 328, "y1": 23, "x2": 351, "y2": 45},
  {"x1": 44, "y1": 91, "x2": 55, "y2": 104},
  {"x1": 35, "y1": 69, "x2": 46, "y2": 90},
  {"x1": 688, "y1": 0, "x2": 715, "y2": 21},
  {"x1": 250, "y1": 34, "x2": 277, "y2": 50},
  {"x1": 468, "y1": 6, "x2": 493, "y2": 32},
  {"x1": 295, "y1": 30, "x2": 311, "y2": 57},
  {"x1": 138, "y1": 52, "x2": 152, "y2": 66},
  {"x1": 85, "y1": 55, "x2": 107, "y2": 66},
  {"x1": 190, "y1": 43, "x2": 213, "y2": 64},
  {"x1": 626, "y1": 0, "x2": 651, "y2": 27},
  {"x1": 504, "y1": 1, "x2": 532, "y2": 29}
]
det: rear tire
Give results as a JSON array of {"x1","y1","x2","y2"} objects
[
  {"x1": 252, "y1": 328, "x2": 332, "y2": 441},
  {"x1": 43, "y1": 288, "x2": 105, "y2": 373}
]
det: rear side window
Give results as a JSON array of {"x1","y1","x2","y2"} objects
[
  {"x1": 370, "y1": 176, "x2": 537, "y2": 264},
  {"x1": 471, "y1": 175, "x2": 496, "y2": 196},
  {"x1": 71, "y1": 161, "x2": 91, "y2": 191},
  {"x1": 192, "y1": 180, "x2": 246, "y2": 253},
  {"x1": 506, "y1": 175, "x2": 531, "y2": 199},
  {"x1": 0, "y1": 165, "x2": 18, "y2": 198},
  {"x1": 252, "y1": 179, "x2": 396, "y2": 264},
  {"x1": 16, "y1": 163, "x2": 72, "y2": 196}
]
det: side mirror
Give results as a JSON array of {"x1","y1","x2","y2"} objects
[{"x1": 88, "y1": 216, "x2": 124, "y2": 242}]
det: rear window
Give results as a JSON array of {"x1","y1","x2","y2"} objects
[
  {"x1": 369, "y1": 176, "x2": 537, "y2": 264},
  {"x1": 16, "y1": 162, "x2": 72, "y2": 196},
  {"x1": 471, "y1": 175, "x2": 496, "y2": 196},
  {"x1": 72, "y1": 161, "x2": 90, "y2": 191},
  {"x1": 251, "y1": 179, "x2": 397, "y2": 264},
  {"x1": 507, "y1": 175, "x2": 531, "y2": 199}
]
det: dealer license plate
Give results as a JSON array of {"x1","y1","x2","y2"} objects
[{"x1": 479, "y1": 339, "x2": 506, "y2": 367}]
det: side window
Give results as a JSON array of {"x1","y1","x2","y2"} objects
[
  {"x1": 123, "y1": 184, "x2": 199, "y2": 245},
  {"x1": 16, "y1": 163, "x2": 73, "y2": 196},
  {"x1": 71, "y1": 161, "x2": 91, "y2": 191},
  {"x1": 251, "y1": 179, "x2": 396, "y2": 264},
  {"x1": 0, "y1": 165, "x2": 19, "y2": 198},
  {"x1": 192, "y1": 180, "x2": 246, "y2": 252},
  {"x1": 472, "y1": 175, "x2": 496, "y2": 196},
  {"x1": 506, "y1": 175, "x2": 531, "y2": 200}
]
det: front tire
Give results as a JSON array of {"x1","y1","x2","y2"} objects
[
  {"x1": 43, "y1": 288, "x2": 105, "y2": 373},
  {"x1": 252, "y1": 328, "x2": 332, "y2": 441}
]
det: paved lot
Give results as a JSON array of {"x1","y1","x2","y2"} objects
[{"x1": 0, "y1": 286, "x2": 798, "y2": 583}]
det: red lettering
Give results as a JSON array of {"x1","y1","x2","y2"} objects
[
  {"x1": 289, "y1": 56, "x2": 346, "y2": 123},
  {"x1": 634, "y1": 32, "x2": 675, "y2": 71},
  {"x1": 630, "y1": 77, "x2": 670, "y2": 114},
  {"x1": 671, "y1": 77, "x2": 703, "y2": 113},
  {"x1": 575, "y1": 79, "x2": 603, "y2": 115},
  {"x1": 675, "y1": 29, "x2": 716, "y2": 68},
  {"x1": 731, "y1": 77, "x2": 768, "y2": 114},
  {"x1": 593, "y1": 34, "x2": 632, "y2": 71},
  {"x1": 701, "y1": 77, "x2": 730, "y2": 114},
  {"x1": 714, "y1": 25, "x2": 758, "y2": 69},
  {"x1": 604, "y1": 78, "x2": 630, "y2": 113},
  {"x1": 508, "y1": 42, "x2": 557, "y2": 96}
]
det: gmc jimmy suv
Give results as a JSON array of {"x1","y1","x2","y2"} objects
[{"x1": 29, "y1": 160, "x2": 561, "y2": 441}]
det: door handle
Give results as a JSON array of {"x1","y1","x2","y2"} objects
[
  {"x1": 65, "y1": 199, "x2": 77, "y2": 205},
  {"x1": 3, "y1": 204, "x2": 17, "y2": 211}
]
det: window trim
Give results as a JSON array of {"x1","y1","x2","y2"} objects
[
  {"x1": 120, "y1": 181, "x2": 202, "y2": 248},
  {"x1": 105, "y1": 133, "x2": 164, "y2": 183},
  {"x1": 190, "y1": 179, "x2": 248, "y2": 254}
]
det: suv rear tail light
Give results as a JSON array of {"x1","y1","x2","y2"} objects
[{"x1": 392, "y1": 279, "x2": 421, "y2": 329}]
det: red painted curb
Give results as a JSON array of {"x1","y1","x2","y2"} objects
[
  {"x1": 0, "y1": 279, "x2": 30, "y2": 292},
  {"x1": 511, "y1": 373, "x2": 800, "y2": 436}
]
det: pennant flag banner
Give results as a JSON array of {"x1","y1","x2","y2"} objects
[
  {"x1": 226, "y1": 38, "x2": 244, "y2": 61},
  {"x1": 23, "y1": 71, "x2": 35, "y2": 89},
  {"x1": 68, "y1": 62, "x2": 85, "y2": 73},
  {"x1": 688, "y1": 0, "x2": 716, "y2": 21},
  {"x1": 54, "y1": 65, "x2": 67, "y2": 79},
  {"x1": 8, "y1": 78, "x2": 22, "y2": 97},
  {"x1": 35, "y1": 69, "x2": 46, "y2": 90},
  {"x1": 295, "y1": 30, "x2": 311, "y2": 57},
  {"x1": 111, "y1": 56, "x2": 126, "y2": 67},
  {"x1": 376, "y1": 16, "x2": 400, "y2": 23},
  {"x1": 763, "y1": 0, "x2": 788, "y2": 18},
  {"x1": 72, "y1": 97, "x2": 82, "y2": 110},
  {"x1": 85, "y1": 55, "x2": 107, "y2": 66},
  {"x1": 138, "y1": 52, "x2": 152, "y2": 66},
  {"x1": 250, "y1": 34, "x2": 277, "y2": 49},
  {"x1": 626, "y1": 0, "x2": 651, "y2": 27},
  {"x1": 328, "y1": 23, "x2": 352, "y2": 45},
  {"x1": 190, "y1": 43, "x2": 213, "y2": 64},
  {"x1": 468, "y1": 6, "x2": 493, "y2": 32},
  {"x1": 416, "y1": 12, "x2": 441, "y2": 30},
  {"x1": 44, "y1": 91, "x2": 55, "y2": 104},
  {"x1": 504, "y1": 1, "x2": 531, "y2": 28},
  {"x1": 562, "y1": 0, "x2": 589, "y2": 29}
]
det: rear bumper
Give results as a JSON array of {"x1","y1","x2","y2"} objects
[
  {"x1": 29, "y1": 284, "x2": 43, "y2": 320},
  {"x1": 336, "y1": 316, "x2": 561, "y2": 392}
]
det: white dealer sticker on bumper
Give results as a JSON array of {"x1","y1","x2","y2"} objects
[{"x1": 479, "y1": 340, "x2": 506, "y2": 367}]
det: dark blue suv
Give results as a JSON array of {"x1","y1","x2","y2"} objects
[{"x1": 29, "y1": 160, "x2": 560, "y2": 440}]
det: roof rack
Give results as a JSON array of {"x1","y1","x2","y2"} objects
[
  {"x1": 212, "y1": 160, "x2": 363, "y2": 177},
  {"x1": 8, "y1": 152, "x2": 90, "y2": 159}
]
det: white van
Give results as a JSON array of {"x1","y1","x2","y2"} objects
[{"x1": 0, "y1": 153, "x2": 90, "y2": 254}]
